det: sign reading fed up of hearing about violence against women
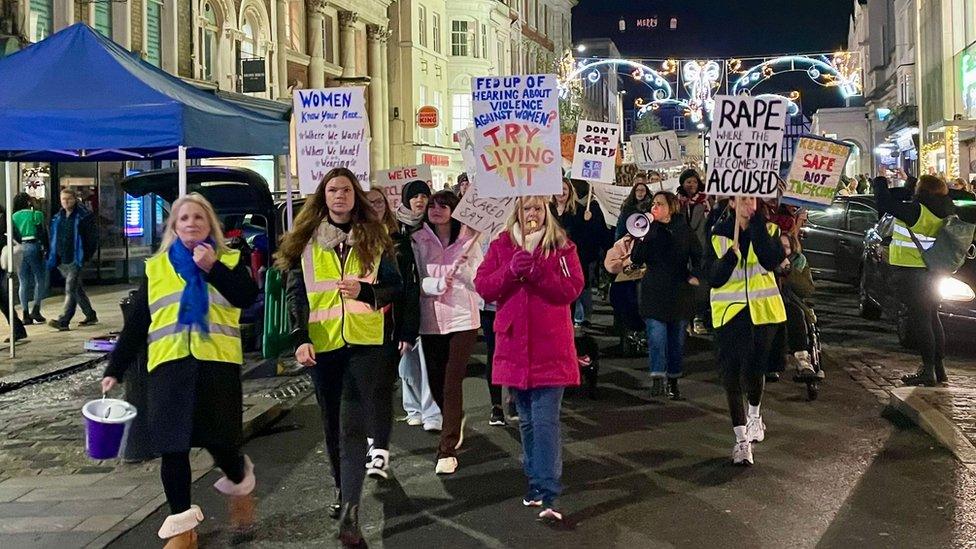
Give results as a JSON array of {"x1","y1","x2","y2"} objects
[
  {"x1": 571, "y1": 121, "x2": 621, "y2": 183},
  {"x1": 783, "y1": 136, "x2": 852, "y2": 207},
  {"x1": 471, "y1": 75, "x2": 561, "y2": 198},
  {"x1": 706, "y1": 95, "x2": 788, "y2": 198},
  {"x1": 293, "y1": 87, "x2": 370, "y2": 195}
]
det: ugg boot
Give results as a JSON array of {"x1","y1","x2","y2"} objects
[
  {"x1": 337, "y1": 503, "x2": 364, "y2": 547},
  {"x1": 158, "y1": 505, "x2": 203, "y2": 549},
  {"x1": 213, "y1": 455, "x2": 256, "y2": 532}
]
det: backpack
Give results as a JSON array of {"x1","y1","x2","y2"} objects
[{"x1": 908, "y1": 214, "x2": 976, "y2": 274}]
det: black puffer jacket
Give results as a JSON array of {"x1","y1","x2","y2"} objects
[{"x1": 630, "y1": 215, "x2": 701, "y2": 322}]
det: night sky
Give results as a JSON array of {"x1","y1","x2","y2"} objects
[{"x1": 571, "y1": 0, "x2": 857, "y2": 114}]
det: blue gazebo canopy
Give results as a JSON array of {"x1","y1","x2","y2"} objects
[{"x1": 0, "y1": 23, "x2": 289, "y2": 162}]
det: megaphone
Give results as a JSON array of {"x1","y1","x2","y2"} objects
[{"x1": 626, "y1": 213, "x2": 653, "y2": 239}]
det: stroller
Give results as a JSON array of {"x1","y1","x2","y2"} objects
[{"x1": 784, "y1": 289, "x2": 824, "y2": 400}]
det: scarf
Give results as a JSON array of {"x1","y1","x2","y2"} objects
[
  {"x1": 168, "y1": 238, "x2": 214, "y2": 334},
  {"x1": 395, "y1": 204, "x2": 423, "y2": 230},
  {"x1": 511, "y1": 224, "x2": 545, "y2": 253}
]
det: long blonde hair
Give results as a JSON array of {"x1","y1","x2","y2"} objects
[
  {"x1": 156, "y1": 193, "x2": 230, "y2": 256},
  {"x1": 506, "y1": 195, "x2": 568, "y2": 257},
  {"x1": 551, "y1": 178, "x2": 578, "y2": 215}
]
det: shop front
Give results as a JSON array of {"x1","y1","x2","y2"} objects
[{"x1": 414, "y1": 148, "x2": 462, "y2": 191}]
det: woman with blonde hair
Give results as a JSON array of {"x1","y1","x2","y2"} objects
[
  {"x1": 101, "y1": 193, "x2": 259, "y2": 547},
  {"x1": 276, "y1": 167, "x2": 402, "y2": 547},
  {"x1": 474, "y1": 195, "x2": 584, "y2": 523}
]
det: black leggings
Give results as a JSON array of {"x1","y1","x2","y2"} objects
[
  {"x1": 480, "y1": 310, "x2": 502, "y2": 407},
  {"x1": 716, "y1": 311, "x2": 775, "y2": 427},
  {"x1": 308, "y1": 346, "x2": 385, "y2": 505},
  {"x1": 161, "y1": 446, "x2": 244, "y2": 514},
  {"x1": 894, "y1": 268, "x2": 945, "y2": 367}
]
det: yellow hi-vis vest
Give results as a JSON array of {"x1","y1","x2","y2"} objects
[
  {"x1": 301, "y1": 241, "x2": 384, "y2": 353},
  {"x1": 146, "y1": 249, "x2": 243, "y2": 371},
  {"x1": 710, "y1": 223, "x2": 787, "y2": 328},
  {"x1": 889, "y1": 204, "x2": 943, "y2": 268}
]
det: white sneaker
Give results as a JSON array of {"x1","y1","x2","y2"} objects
[
  {"x1": 435, "y1": 456, "x2": 458, "y2": 475},
  {"x1": 406, "y1": 417, "x2": 423, "y2": 426},
  {"x1": 795, "y1": 352, "x2": 816, "y2": 377},
  {"x1": 745, "y1": 415, "x2": 765, "y2": 443},
  {"x1": 732, "y1": 441, "x2": 753, "y2": 465},
  {"x1": 366, "y1": 448, "x2": 389, "y2": 479},
  {"x1": 454, "y1": 415, "x2": 467, "y2": 450},
  {"x1": 423, "y1": 421, "x2": 442, "y2": 432}
]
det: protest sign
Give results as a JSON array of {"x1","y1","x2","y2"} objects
[
  {"x1": 571, "y1": 120, "x2": 620, "y2": 183},
  {"x1": 784, "y1": 136, "x2": 852, "y2": 207},
  {"x1": 632, "y1": 131, "x2": 681, "y2": 170},
  {"x1": 294, "y1": 87, "x2": 370, "y2": 195},
  {"x1": 590, "y1": 182, "x2": 633, "y2": 227},
  {"x1": 374, "y1": 164, "x2": 433, "y2": 211},
  {"x1": 451, "y1": 188, "x2": 517, "y2": 236},
  {"x1": 455, "y1": 126, "x2": 478, "y2": 176},
  {"x1": 706, "y1": 95, "x2": 787, "y2": 198},
  {"x1": 471, "y1": 74, "x2": 561, "y2": 197}
]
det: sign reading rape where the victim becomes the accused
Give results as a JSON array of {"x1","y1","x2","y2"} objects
[
  {"x1": 293, "y1": 87, "x2": 370, "y2": 195},
  {"x1": 706, "y1": 94, "x2": 788, "y2": 198},
  {"x1": 471, "y1": 74, "x2": 562, "y2": 198}
]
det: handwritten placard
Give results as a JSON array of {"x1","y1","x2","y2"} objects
[
  {"x1": 631, "y1": 130, "x2": 681, "y2": 169},
  {"x1": 784, "y1": 136, "x2": 852, "y2": 206},
  {"x1": 374, "y1": 164, "x2": 433, "y2": 211},
  {"x1": 471, "y1": 74, "x2": 561, "y2": 197},
  {"x1": 571, "y1": 120, "x2": 620, "y2": 183},
  {"x1": 451, "y1": 188, "x2": 517, "y2": 236},
  {"x1": 590, "y1": 182, "x2": 633, "y2": 227},
  {"x1": 706, "y1": 95, "x2": 787, "y2": 198},
  {"x1": 294, "y1": 87, "x2": 370, "y2": 195}
]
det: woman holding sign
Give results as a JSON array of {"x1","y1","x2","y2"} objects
[
  {"x1": 412, "y1": 190, "x2": 483, "y2": 475},
  {"x1": 276, "y1": 168, "x2": 403, "y2": 546},
  {"x1": 475, "y1": 195, "x2": 584, "y2": 522},
  {"x1": 704, "y1": 196, "x2": 786, "y2": 466}
]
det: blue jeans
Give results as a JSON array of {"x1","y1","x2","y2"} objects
[
  {"x1": 18, "y1": 241, "x2": 47, "y2": 315},
  {"x1": 57, "y1": 263, "x2": 95, "y2": 323},
  {"x1": 645, "y1": 318, "x2": 687, "y2": 378},
  {"x1": 513, "y1": 387, "x2": 565, "y2": 508},
  {"x1": 398, "y1": 339, "x2": 442, "y2": 425}
]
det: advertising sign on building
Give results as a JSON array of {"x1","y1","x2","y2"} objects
[
  {"x1": 417, "y1": 106, "x2": 439, "y2": 129},
  {"x1": 471, "y1": 74, "x2": 561, "y2": 197},
  {"x1": 374, "y1": 164, "x2": 433, "y2": 211},
  {"x1": 784, "y1": 136, "x2": 852, "y2": 207},
  {"x1": 241, "y1": 59, "x2": 266, "y2": 93},
  {"x1": 631, "y1": 130, "x2": 681, "y2": 169},
  {"x1": 706, "y1": 94, "x2": 788, "y2": 198},
  {"x1": 571, "y1": 120, "x2": 620, "y2": 183},
  {"x1": 293, "y1": 87, "x2": 370, "y2": 195}
]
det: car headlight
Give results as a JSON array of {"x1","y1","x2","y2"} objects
[{"x1": 939, "y1": 277, "x2": 976, "y2": 302}]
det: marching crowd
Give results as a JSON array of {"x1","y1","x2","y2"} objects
[{"x1": 95, "y1": 162, "x2": 963, "y2": 548}]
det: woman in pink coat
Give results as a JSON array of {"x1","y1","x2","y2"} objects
[{"x1": 474, "y1": 195, "x2": 584, "y2": 523}]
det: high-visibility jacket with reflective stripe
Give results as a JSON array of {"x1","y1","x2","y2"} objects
[
  {"x1": 889, "y1": 205, "x2": 942, "y2": 268},
  {"x1": 146, "y1": 250, "x2": 243, "y2": 371},
  {"x1": 302, "y1": 241, "x2": 384, "y2": 353},
  {"x1": 710, "y1": 223, "x2": 787, "y2": 328}
]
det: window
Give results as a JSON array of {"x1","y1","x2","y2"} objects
[
  {"x1": 288, "y1": 0, "x2": 304, "y2": 52},
  {"x1": 452, "y1": 93, "x2": 472, "y2": 134},
  {"x1": 481, "y1": 24, "x2": 487, "y2": 59},
  {"x1": 200, "y1": 1, "x2": 219, "y2": 80},
  {"x1": 432, "y1": 13, "x2": 441, "y2": 53},
  {"x1": 93, "y1": 2, "x2": 113, "y2": 37},
  {"x1": 847, "y1": 203, "x2": 878, "y2": 234},
  {"x1": 807, "y1": 204, "x2": 847, "y2": 230},
  {"x1": 418, "y1": 5, "x2": 428, "y2": 48},
  {"x1": 241, "y1": 19, "x2": 256, "y2": 58},
  {"x1": 29, "y1": 0, "x2": 53, "y2": 41},
  {"x1": 419, "y1": 85, "x2": 429, "y2": 143},
  {"x1": 497, "y1": 40, "x2": 505, "y2": 72},
  {"x1": 145, "y1": 0, "x2": 163, "y2": 66},
  {"x1": 529, "y1": 0, "x2": 536, "y2": 27},
  {"x1": 543, "y1": 4, "x2": 548, "y2": 34},
  {"x1": 323, "y1": 14, "x2": 335, "y2": 63},
  {"x1": 451, "y1": 20, "x2": 469, "y2": 56},
  {"x1": 433, "y1": 91, "x2": 443, "y2": 146},
  {"x1": 672, "y1": 116, "x2": 685, "y2": 131}
]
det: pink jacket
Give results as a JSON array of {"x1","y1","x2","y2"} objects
[
  {"x1": 474, "y1": 232, "x2": 584, "y2": 390},
  {"x1": 411, "y1": 224, "x2": 483, "y2": 335}
]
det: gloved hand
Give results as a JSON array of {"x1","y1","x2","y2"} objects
[{"x1": 509, "y1": 250, "x2": 536, "y2": 279}]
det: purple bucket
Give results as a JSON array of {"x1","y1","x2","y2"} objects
[{"x1": 82, "y1": 398, "x2": 137, "y2": 460}]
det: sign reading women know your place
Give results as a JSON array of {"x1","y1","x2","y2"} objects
[
  {"x1": 293, "y1": 87, "x2": 370, "y2": 195},
  {"x1": 571, "y1": 120, "x2": 620, "y2": 183},
  {"x1": 784, "y1": 136, "x2": 852, "y2": 207},
  {"x1": 706, "y1": 95, "x2": 788, "y2": 198},
  {"x1": 472, "y1": 74, "x2": 561, "y2": 198}
]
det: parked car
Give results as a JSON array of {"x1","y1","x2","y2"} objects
[
  {"x1": 859, "y1": 203, "x2": 976, "y2": 348},
  {"x1": 799, "y1": 195, "x2": 879, "y2": 284}
]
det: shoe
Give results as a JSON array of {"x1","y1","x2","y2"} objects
[
  {"x1": 765, "y1": 372, "x2": 780, "y2": 383},
  {"x1": 935, "y1": 361, "x2": 948, "y2": 384},
  {"x1": 794, "y1": 351, "x2": 817, "y2": 379},
  {"x1": 404, "y1": 415, "x2": 423, "y2": 426},
  {"x1": 489, "y1": 406, "x2": 506, "y2": 426},
  {"x1": 692, "y1": 318, "x2": 707, "y2": 335},
  {"x1": 435, "y1": 456, "x2": 458, "y2": 475},
  {"x1": 745, "y1": 415, "x2": 765, "y2": 443},
  {"x1": 21, "y1": 312, "x2": 33, "y2": 326},
  {"x1": 650, "y1": 377, "x2": 666, "y2": 397},
  {"x1": 902, "y1": 365, "x2": 938, "y2": 387},
  {"x1": 47, "y1": 319, "x2": 69, "y2": 331},
  {"x1": 366, "y1": 448, "x2": 390, "y2": 480},
  {"x1": 538, "y1": 507, "x2": 564, "y2": 522},
  {"x1": 78, "y1": 315, "x2": 99, "y2": 326},
  {"x1": 158, "y1": 505, "x2": 204, "y2": 546},
  {"x1": 423, "y1": 421, "x2": 442, "y2": 432},
  {"x1": 732, "y1": 441, "x2": 753, "y2": 465},
  {"x1": 31, "y1": 311, "x2": 45, "y2": 323},
  {"x1": 337, "y1": 503, "x2": 364, "y2": 547},
  {"x1": 667, "y1": 378, "x2": 683, "y2": 401},
  {"x1": 328, "y1": 488, "x2": 342, "y2": 519},
  {"x1": 522, "y1": 490, "x2": 543, "y2": 507},
  {"x1": 454, "y1": 414, "x2": 467, "y2": 450},
  {"x1": 213, "y1": 455, "x2": 255, "y2": 497}
]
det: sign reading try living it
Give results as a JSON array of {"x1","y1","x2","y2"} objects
[
  {"x1": 293, "y1": 87, "x2": 370, "y2": 195},
  {"x1": 706, "y1": 94, "x2": 787, "y2": 198}
]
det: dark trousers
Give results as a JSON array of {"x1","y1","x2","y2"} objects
[
  {"x1": 716, "y1": 311, "x2": 775, "y2": 427},
  {"x1": 894, "y1": 267, "x2": 945, "y2": 367},
  {"x1": 161, "y1": 446, "x2": 243, "y2": 514},
  {"x1": 57, "y1": 263, "x2": 95, "y2": 323},
  {"x1": 308, "y1": 346, "x2": 385, "y2": 505},
  {"x1": 480, "y1": 310, "x2": 502, "y2": 407},
  {"x1": 0, "y1": 272, "x2": 26, "y2": 338},
  {"x1": 422, "y1": 330, "x2": 478, "y2": 458},
  {"x1": 370, "y1": 344, "x2": 400, "y2": 450}
]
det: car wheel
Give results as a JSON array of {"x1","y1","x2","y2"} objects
[
  {"x1": 896, "y1": 310, "x2": 917, "y2": 349},
  {"x1": 858, "y1": 268, "x2": 882, "y2": 320}
]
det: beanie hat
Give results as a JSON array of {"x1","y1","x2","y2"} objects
[
  {"x1": 401, "y1": 179, "x2": 432, "y2": 205},
  {"x1": 457, "y1": 172, "x2": 469, "y2": 184}
]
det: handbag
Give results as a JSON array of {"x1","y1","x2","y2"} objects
[
  {"x1": 907, "y1": 215, "x2": 976, "y2": 275},
  {"x1": 0, "y1": 243, "x2": 23, "y2": 272},
  {"x1": 614, "y1": 263, "x2": 647, "y2": 283}
]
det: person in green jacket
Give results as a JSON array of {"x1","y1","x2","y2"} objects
[{"x1": 12, "y1": 193, "x2": 48, "y2": 324}]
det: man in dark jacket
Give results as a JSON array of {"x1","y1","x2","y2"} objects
[{"x1": 47, "y1": 188, "x2": 98, "y2": 331}]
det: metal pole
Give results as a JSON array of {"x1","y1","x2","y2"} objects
[
  {"x1": 5, "y1": 162, "x2": 14, "y2": 358},
  {"x1": 178, "y1": 146, "x2": 187, "y2": 197},
  {"x1": 284, "y1": 154, "x2": 294, "y2": 230}
]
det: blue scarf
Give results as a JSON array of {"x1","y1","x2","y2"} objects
[{"x1": 168, "y1": 238, "x2": 214, "y2": 334}]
